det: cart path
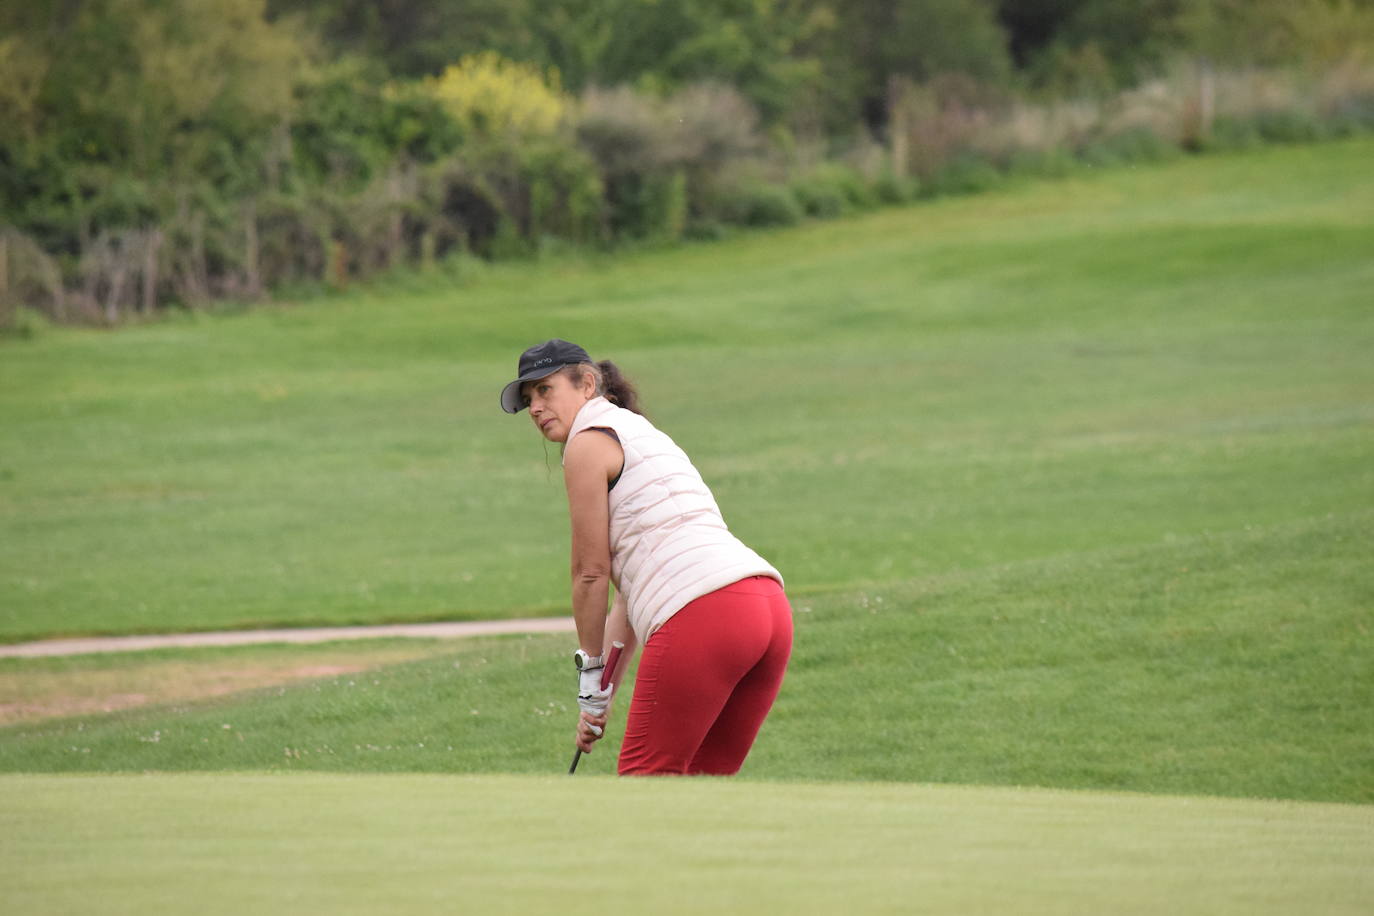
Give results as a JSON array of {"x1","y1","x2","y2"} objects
[{"x1": 0, "y1": 617, "x2": 577, "y2": 659}]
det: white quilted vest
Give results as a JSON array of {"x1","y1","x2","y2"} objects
[{"x1": 564, "y1": 397, "x2": 783, "y2": 643}]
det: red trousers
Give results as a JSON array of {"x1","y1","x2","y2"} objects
[{"x1": 618, "y1": 576, "x2": 793, "y2": 776}]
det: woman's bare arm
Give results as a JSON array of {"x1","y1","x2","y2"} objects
[{"x1": 562, "y1": 429, "x2": 624, "y2": 656}]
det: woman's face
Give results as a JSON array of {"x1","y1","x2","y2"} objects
[{"x1": 523, "y1": 369, "x2": 594, "y2": 443}]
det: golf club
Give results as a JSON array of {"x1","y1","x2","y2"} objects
[{"x1": 568, "y1": 640, "x2": 624, "y2": 774}]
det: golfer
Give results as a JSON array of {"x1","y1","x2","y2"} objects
[{"x1": 500, "y1": 339, "x2": 792, "y2": 775}]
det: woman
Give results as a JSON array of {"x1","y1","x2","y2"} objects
[{"x1": 500, "y1": 339, "x2": 792, "y2": 775}]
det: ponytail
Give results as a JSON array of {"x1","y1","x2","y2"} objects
[
  {"x1": 597, "y1": 360, "x2": 643, "y2": 415},
  {"x1": 558, "y1": 359, "x2": 645, "y2": 416}
]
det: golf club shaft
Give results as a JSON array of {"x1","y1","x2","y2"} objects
[{"x1": 568, "y1": 641, "x2": 625, "y2": 774}]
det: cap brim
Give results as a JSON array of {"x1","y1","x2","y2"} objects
[{"x1": 499, "y1": 368, "x2": 561, "y2": 413}]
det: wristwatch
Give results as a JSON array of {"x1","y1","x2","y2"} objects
[{"x1": 573, "y1": 649, "x2": 605, "y2": 671}]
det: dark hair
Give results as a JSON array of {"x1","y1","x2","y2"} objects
[
  {"x1": 597, "y1": 359, "x2": 643, "y2": 415},
  {"x1": 559, "y1": 360, "x2": 643, "y2": 415}
]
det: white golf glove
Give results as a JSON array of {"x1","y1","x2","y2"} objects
[{"x1": 577, "y1": 666, "x2": 614, "y2": 717}]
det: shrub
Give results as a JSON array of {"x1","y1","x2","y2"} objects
[
  {"x1": 1201, "y1": 115, "x2": 1264, "y2": 151},
  {"x1": 971, "y1": 98, "x2": 1100, "y2": 166},
  {"x1": 0, "y1": 305, "x2": 50, "y2": 339},
  {"x1": 0, "y1": 227, "x2": 66, "y2": 324},
  {"x1": 620, "y1": 170, "x2": 688, "y2": 241},
  {"x1": 425, "y1": 162, "x2": 507, "y2": 259},
  {"x1": 575, "y1": 88, "x2": 684, "y2": 241},
  {"x1": 684, "y1": 219, "x2": 730, "y2": 242},
  {"x1": 667, "y1": 83, "x2": 762, "y2": 176},
  {"x1": 325, "y1": 165, "x2": 430, "y2": 279},
  {"x1": 1198, "y1": 108, "x2": 1332, "y2": 152},
  {"x1": 871, "y1": 169, "x2": 920, "y2": 204},
  {"x1": 790, "y1": 163, "x2": 883, "y2": 218},
  {"x1": 820, "y1": 163, "x2": 878, "y2": 210},
  {"x1": 253, "y1": 191, "x2": 329, "y2": 288},
  {"x1": 1251, "y1": 109, "x2": 1326, "y2": 144},
  {"x1": 1004, "y1": 147, "x2": 1078, "y2": 178},
  {"x1": 789, "y1": 174, "x2": 849, "y2": 218},
  {"x1": 1326, "y1": 91, "x2": 1374, "y2": 134},
  {"x1": 576, "y1": 83, "x2": 761, "y2": 240},
  {"x1": 715, "y1": 183, "x2": 804, "y2": 228},
  {"x1": 665, "y1": 83, "x2": 763, "y2": 214},
  {"x1": 576, "y1": 86, "x2": 674, "y2": 177},
  {"x1": 892, "y1": 75, "x2": 1006, "y2": 180},
  {"x1": 517, "y1": 142, "x2": 605, "y2": 245},
  {"x1": 1318, "y1": 61, "x2": 1374, "y2": 134},
  {"x1": 924, "y1": 154, "x2": 1004, "y2": 197},
  {"x1": 423, "y1": 52, "x2": 568, "y2": 142},
  {"x1": 1078, "y1": 126, "x2": 1179, "y2": 167}
]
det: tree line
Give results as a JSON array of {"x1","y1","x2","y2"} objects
[{"x1": 2, "y1": 0, "x2": 1372, "y2": 327}]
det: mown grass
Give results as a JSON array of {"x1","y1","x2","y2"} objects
[
  {"x1": 2, "y1": 140, "x2": 1370, "y2": 639},
  {"x1": 2, "y1": 508, "x2": 1369, "y2": 801},
  {"x1": 0, "y1": 141, "x2": 1370, "y2": 805},
  {"x1": 3, "y1": 773, "x2": 1372, "y2": 916}
]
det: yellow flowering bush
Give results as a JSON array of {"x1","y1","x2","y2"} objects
[{"x1": 424, "y1": 52, "x2": 568, "y2": 141}]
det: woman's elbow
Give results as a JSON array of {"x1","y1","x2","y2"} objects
[{"x1": 571, "y1": 564, "x2": 610, "y2": 587}]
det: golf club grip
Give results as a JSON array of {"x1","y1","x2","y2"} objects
[{"x1": 600, "y1": 641, "x2": 626, "y2": 690}]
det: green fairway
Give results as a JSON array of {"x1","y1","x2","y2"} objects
[
  {"x1": 1, "y1": 141, "x2": 1371, "y2": 805},
  {"x1": 2, "y1": 140, "x2": 1371, "y2": 640},
  {"x1": 2, "y1": 773, "x2": 1370, "y2": 915},
  {"x1": 2, "y1": 509, "x2": 1370, "y2": 800}
]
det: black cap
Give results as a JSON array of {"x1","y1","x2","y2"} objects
[{"x1": 499, "y1": 339, "x2": 592, "y2": 413}]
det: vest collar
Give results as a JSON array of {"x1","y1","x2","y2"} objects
[
  {"x1": 573, "y1": 396, "x2": 613, "y2": 427},
  {"x1": 561, "y1": 396, "x2": 614, "y2": 466}
]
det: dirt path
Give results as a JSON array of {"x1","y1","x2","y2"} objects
[{"x1": 0, "y1": 617, "x2": 576, "y2": 659}]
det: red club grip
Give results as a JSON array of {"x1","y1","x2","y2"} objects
[{"x1": 600, "y1": 641, "x2": 625, "y2": 691}]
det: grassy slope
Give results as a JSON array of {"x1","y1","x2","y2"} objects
[
  {"x1": 1, "y1": 140, "x2": 1370, "y2": 640},
  {"x1": 2, "y1": 773, "x2": 1371, "y2": 916},
  {"x1": 0, "y1": 141, "x2": 1371, "y2": 804}
]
